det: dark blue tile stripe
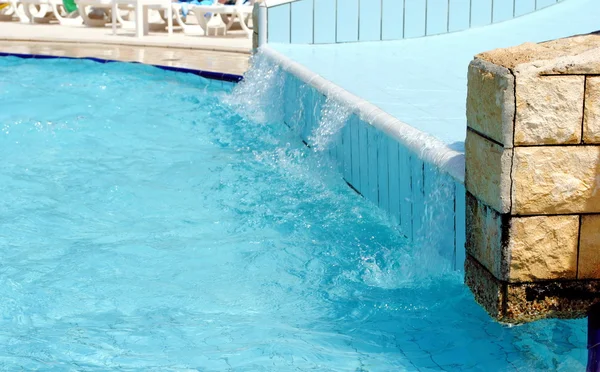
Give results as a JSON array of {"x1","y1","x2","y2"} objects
[{"x1": 0, "y1": 52, "x2": 243, "y2": 83}]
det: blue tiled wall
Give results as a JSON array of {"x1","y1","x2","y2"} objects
[
  {"x1": 266, "y1": 0, "x2": 564, "y2": 44},
  {"x1": 281, "y1": 72, "x2": 466, "y2": 270}
]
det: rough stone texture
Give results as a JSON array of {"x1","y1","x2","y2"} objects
[
  {"x1": 584, "y1": 77, "x2": 600, "y2": 144},
  {"x1": 477, "y1": 33, "x2": 600, "y2": 71},
  {"x1": 466, "y1": 31, "x2": 600, "y2": 323},
  {"x1": 508, "y1": 216, "x2": 579, "y2": 282},
  {"x1": 465, "y1": 130, "x2": 512, "y2": 214},
  {"x1": 579, "y1": 215, "x2": 600, "y2": 279},
  {"x1": 464, "y1": 255, "x2": 504, "y2": 320},
  {"x1": 512, "y1": 146, "x2": 600, "y2": 215},
  {"x1": 504, "y1": 280, "x2": 600, "y2": 323},
  {"x1": 465, "y1": 193, "x2": 508, "y2": 280},
  {"x1": 466, "y1": 255, "x2": 600, "y2": 324},
  {"x1": 467, "y1": 59, "x2": 515, "y2": 147},
  {"x1": 514, "y1": 74, "x2": 584, "y2": 145}
]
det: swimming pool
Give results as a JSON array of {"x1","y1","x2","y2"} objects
[{"x1": 0, "y1": 57, "x2": 587, "y2": 370}]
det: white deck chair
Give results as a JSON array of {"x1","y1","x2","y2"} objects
[
  {"x1": 186, "y1": 0, "x2": 252, "y2": 37},
  {"x1": 111, "y1": 0, "x2": 172, "y2": 37},
  {"x1": 0, "y1": 0, "x2": 16, "y2": 21},
  {"x1": 20, "y1": 0, "x2": 83, "y2": 24},
  {"x1": 18, "y1": 0, "x2": 55, "y2": 23},
  {"x1": 219, "y1": 0, "x2": 252, "y2": 35},
  {"x1": 0, "y1": 0, "x2": 27, "y2": 22},
  {"x1": 75, "y1": 0, "x2": 125, "y2": 27},
  {"x1": 1, "y1": 0, "x2": 53, "y2": 22}
]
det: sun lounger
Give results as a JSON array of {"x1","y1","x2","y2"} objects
[
  {"x1": 74, "y1": 0, "x2": 117, "y2": 26},
  {"x1": 20, "y1": 0, "x2": 84, "y2": 24},
  {"x1": 0, "y1": 0, "x2": 53, "y2": 23},
  {"x1": 17, "y1": 0, "x2": 55, "y2": 23},
  {"x1": 179, "y1": 0, "x2": 252, "y2": 37},
  {"x1": 0, "y1": 0, "x2": 17, "y2": 21},
  {"x1": 112, "y1": 0, "x2": 172, "y2": 37}
]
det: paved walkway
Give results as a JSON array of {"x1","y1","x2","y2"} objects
[
  {"x1": 271, "y1": 0, "x2": 600, "y2": 151},
  {"x1": 0, "y1": 21, "x2": 251, "y2": 53},
  {"x1": 0, "y1": 40, "x2": 250, "y2": 75}
]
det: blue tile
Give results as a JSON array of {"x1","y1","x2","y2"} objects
[
  {"x1": 455, "y1": 182, "x2": 466, "y2": 271},
  {"x1": 336, "y1": 0, "x2": 360, "y2": 42},
  {"x1": 398, "y1": 145, "x2": 412, "y2": 240},
  {"x1": 333, "y1": 118, "x2": 346, "y2": 174},
  {"x1": 514, "y1": 0, "x2": 535, "y2": 16},
  {"x1": 342, "y1": 119, "x2": 353, "y2": 183},
  {"x1": 358, "y1": 121, "x2": 369, "y2": 195},
  {"x1": 301, "y1": 88, "x2": 315, "y2": 144},
  {"x1": 492, "y1": 0, "x2": 514, "y2": 23},
  {"x1": 470, "y1": 0, "x2": 493, "y2": 27},
  {"x1": 411, "y1": 156, "x2": 425, "y2": 240},
  {"x1": 377, "y1": 132, "x2": 389, "y2": 212},
  {"x1": 350, "y1": 115, "x2": 361, "y2": 190},
  {"x1": 426, "y1": 0, "x2": 449, "y2": 35},
  {"x1": 310, "y1": 92, "x2": 325, "y2": 147},
  {"x1": 381, "y1": 0, "x2": 404, "y2": 40},
  {"x1": 448, "y1": 0, "x2": 470, "y2": 32},
  {"x1": 367, "y1": 125, "x2": 379, "y2": 204},
  {"x1": 536, "y1": 0, "x2": 558, "y2": 9},
  {"x1": 289, "y1": 83, "x2": 308, "y2": 135},
  {"x1": 283, "y1": 74, "x2": 296, "y2": 127},
  {"x1": 404, "y1": 0, "x2": 426, "y2": 38},
  {"x1": 291, "y1": 0, "x2": 314, "y2": 44},
  {"x1": 387, "y1": 138, "x2": 401, "y2": 225},
  {"x1": 359, "y1": 0, "x2": 382, "y2": 41},
  {"x1": 267, "y1": 4, "x2": 291, "y2": 43},
  {"x1": 423, "y1": 164, "x2": 455, "y2": 261},
  {"x1": 329, "y1": 125, "x2": 342, "y2": 167},
  {"x1": 314, "y1": 0, "x2": 336, "y2": 44}
]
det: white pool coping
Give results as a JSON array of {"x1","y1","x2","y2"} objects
[{"x1": 261, "y1": 45, "x2": 466, "y2": 183}]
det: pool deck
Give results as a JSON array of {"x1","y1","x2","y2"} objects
[
  {"x1": 0, "y1": 21, "x2": 251, "y2": 75},
  {"x1": 270, "y1": 0, "x2": 600, "y2": 151}
]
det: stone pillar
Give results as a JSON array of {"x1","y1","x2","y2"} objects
[{"x1": 465, "y1": 35, "x2": 600, "y2": 323}]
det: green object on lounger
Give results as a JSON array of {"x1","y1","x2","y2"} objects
[{"x1": 62, "y1": 0, "x2": 77, "y2": 14}]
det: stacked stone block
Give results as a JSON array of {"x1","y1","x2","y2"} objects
[{"x1": 465, "y1": 35, "x2": 600, "y2": 323}]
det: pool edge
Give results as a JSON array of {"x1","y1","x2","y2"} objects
[{"x1": 0, "y1": 52, "x2": 244, "y2": 83}]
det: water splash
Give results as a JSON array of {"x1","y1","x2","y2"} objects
[
  {"x1": 225, "y1": 50, "x2": 457, "y2": 284},
  {"x1": 223, "y1": 50, "x2": 285, "y2": 124},
  {"x1": 309, "y1": 96, "x2": 352, "y2": 152}
]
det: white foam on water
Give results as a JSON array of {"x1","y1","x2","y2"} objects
[
  {"x1": 309, "y1": 96, "x2": 352, "y2": 152},
  {"x1": 223, "y1": 51, "x2": 285, "y2": 124}
]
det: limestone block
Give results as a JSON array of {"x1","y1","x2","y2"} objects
[
  {"x1": 512, "y1": 146, "x2": 600, "y2": 214},
  {"x1": 508, "y1": 216, "x2": 579, "y2": 282},
  {"x1": 579, "y1": 214, "x2": 600, "y2": 279},
  {"x1": 465, "y1": 193, "x2": 508, "y2": 280},
  {"x1": 584, "y1": 77, "x2": 600, "y2": 144},
  {"x1": 466, "y1": 58, "x2": 515, "y2": 147},
  {"x1": 465, "y1": 131, "x2": 512, "y2": 214},
  {"x1": 514, "y1": 74, "x2": 584, "y2": 145}
]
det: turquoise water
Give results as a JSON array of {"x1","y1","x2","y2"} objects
[{"x1": 0, "y1": 57, "x2": 587, "y2": 371}]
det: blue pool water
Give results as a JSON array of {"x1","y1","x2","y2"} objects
[{"x1": 0, "y1": 57, "x2": 587, "y2": 371}]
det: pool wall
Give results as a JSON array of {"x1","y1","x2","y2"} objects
[
  {"x1": 262, "y1": 46, "x2": 466, "y2": 269},
  {"x1": 262, "y1": 0, "x2": 566, "y2": 45}
]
